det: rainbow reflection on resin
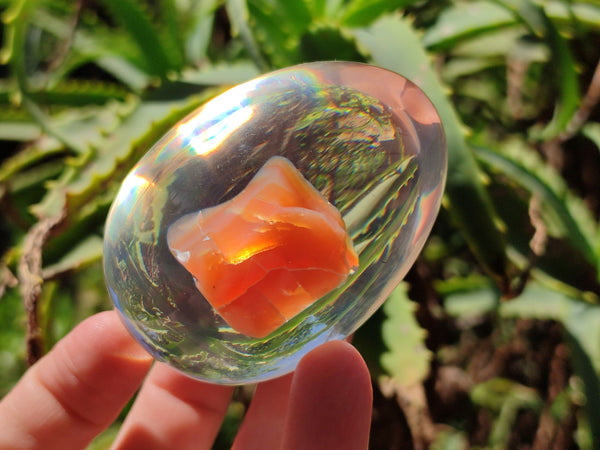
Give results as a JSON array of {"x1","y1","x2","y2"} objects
[{"x1": 103, "y1": 62, "x2": 447, "y2": 385}]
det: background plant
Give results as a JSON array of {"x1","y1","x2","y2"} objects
[{"x1": 0, "y1": 0, "x2": 599, "y2": 448}]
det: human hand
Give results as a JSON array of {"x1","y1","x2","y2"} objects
[{"x1": 0, "y1": 310, "x2": 372, "y2": 450}]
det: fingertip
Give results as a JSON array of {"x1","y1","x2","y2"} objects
[
  {"x1": 112, "y1": 363, "x2": 234, "y2": 450},
  {"x1": 295, "y1": 340, "x2": 373, "y2": 401},
  {"x1": 283, "y1": 340, "x2": 373, "y2": 450},
  {"x1": 297, "y1": 340, "x2": 369, "y2": 380},
  {"x1": 232, "y1": 373, "x2": 294, "y2": 450},
  {"x1": 65, "y1": 309, "x2": 153, "y2": 364}
]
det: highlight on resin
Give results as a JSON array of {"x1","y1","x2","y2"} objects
[{"x1": 167, "y1": 156, "x2": 359, "y2": 338}]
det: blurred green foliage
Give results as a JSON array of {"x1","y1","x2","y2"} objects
[{"x1": 1, "y1": 0, "x2": 599, "y2": 448}]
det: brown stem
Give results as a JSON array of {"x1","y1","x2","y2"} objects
[
  {"x1": 380, "y1": 378, "x2": 437, "y2": 449},
  {"x1": 532, "y1": 343, "x2": 571, "y2": 449},
  {"x1": 17, "y1": 211, "x2": 65, "y2": 366},
  {"x1": 511, "y1": 195, "x2": 547, "y2": 297},
  {"x1": 560, "y1": 57, "x2": 600, "y2": 141}
]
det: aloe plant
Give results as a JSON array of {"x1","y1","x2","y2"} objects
[{"x1": 1, "y1": 0, "x2": 599, "y2": 448}]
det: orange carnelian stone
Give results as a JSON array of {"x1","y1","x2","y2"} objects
[{"x1": 167, "y1": 156, "x2": 358, "y2": 338}]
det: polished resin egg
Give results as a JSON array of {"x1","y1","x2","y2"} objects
[{"x1": 103, "y1": 61, "x2": 447, "y2": 384}]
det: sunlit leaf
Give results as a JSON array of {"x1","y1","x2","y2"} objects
[
  {"x1": 475, "y1": 141, "x2": 597, "y2": 268},
  {"x1": 0, "y1": 121, "x2": 41, "y2": 142},
  {"x1": 582, "y1": 122, "x2": 600, "y2": 155},
  {"x1": 183, "y1": 0, "x2": 220, "y2": 65},
  {"x1": 545, "y1": 1, "x2": 600, "y2": 31},
  {"x1": 0, "y1": 288, "x2": 26, "y2": 396},
  {"x1": 29, "y1": 8, "x2": 151, "y2": 90},
  {"x1": 225, "y1": 0, "x2": 269, "y2": 69},
  {"x1": 380, "y1": 283, "x2": 432, "y2": 387},
  {"x1": 340, "y1": 0, "x2": 418, "y2": 27},
  {"x1": 495, "y1": 0, "x2": 581, "y2": 139},
  {"x1": 423, "y1": 1, "x2": 516, "y2": 50},
  {"x1": 41, "y1": 235, "x2": 103, "y2": 279},
  {"x1": 31, "y1": 88, "x2": 219, "y2": 224},
  {"x1": 500, "y1": 283, "x2": 600, "y2": 447},
  {"x1": 99, "y1": 0, "x2": 180, "y2": 77},
  {"x1": 351, "y1": 14, "x2": 511, "y2": 289},
  {"x1": 180, "y1": 61, "x2": 261, "y2": 86},
  {"x1": 471, "y1": 377, "x2": 542, "y2": 447}
]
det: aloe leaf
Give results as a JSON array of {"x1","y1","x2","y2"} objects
[
  {"x1": 29, "y1": 8, "x2": 148, "y2": 74},
  {"x1": 29, "y1": 8, "x2": 151, "y2": 90},
  {"x1": 340, "y1": 0, "x2": 419, "y2": 27},
  {"x1": 324, "y1": 0, "x2": 344, "y2": 19},
  {"x1": 229, "y1": 0, "x2": 346, "y2": 68},
  {"x1": 246, "y1": 0, "x2": 306, "y2": 68},
  {"x1": 92, "y1": 57, "x2": 151, "y2": 92},
  {"x1": 3, "y1": 5, "x2": 146, "y2": 155},
  {"x1": 583, "y1": 122, "x2": 600, "y2": 272},
  {"x1": 27, "y1": 80, "x2": 129, "y2": 106},
  {"x1": 582, "y1": 122, "x2": 600, "y2": 155},
  {"x1": 566, "y1": 330, "x2": 600, "y2": 448},
  {"x1": 442, "y1": 57, "x2": 504, "y2": 82},
  {"x1": 22, "y1": 98, "x2": 90, "y2": 153},
  {"x1": 545, "y1": 1, "x2": 600, "y2": 31},
  {"x1": 304, "y1": 0, "x2": 327, "y2": 19},
  {"x1": 494, "y1": 0, "x2": 581, "y2": 140},
  {"x1": 0, "y1": 142, "x2": 66, "y2": 183},
  {"x1": 380, "y1": 283, "x2": 432, "y2": 387},
  {"x1": 299, "y1": 26, "x2": 364, "y2": 62},
  {"x1": 449, "y1": 25, "x2": 531, "y2": 58},
  {"x1": 41, "y1": 235, "x2": 103, "y2": 279},
  {"x1": 3, "y1": 1, "x2": 90, "y2": 151},
  {"x1": 430, "y1": 430, "x2": 469, "y2": 450},
  {"x1": 225, "y1": 0, "x2": 269, "y2": 70},
  {"x1": 181, "y1": 62, "x2": 261, "y2": 86},
  {"x1": 183, "y1": 0, "x2": 220, "y2": 66},
  {"x1": 471, "y1": 378, "x2": 542, "y2": 447},
  {"x1": 423, "y1": 1, "x2": 517, "y2": 51},
  {"x1": 0, "y1": 288, "x2": 26, "y2": 396},
  {"x1": 0, "y1": 121, "x2": 41, "y2": 142},
  {"x1": 443, "y1": 286, "x2": 499, "y2": 318},
  {"x1": 265, "y1": 0, "x2": 312, "y2": 34},
  {"x1": 445, "y1": 280, "x2": 600, "y2": 447},
  {"x1": 351, "y1": 14, "x2": 510, "y2": 289},
  {"x1": 1, "y1": 0, "x2": 29, "y2": 84},
  {"x1": 99, "y1": 0, "x2": 179, "y2": 77},
  {"x1": 157, "y1": 0, "x2": 185, "y2": 70},
  {"x1": 500, "y1": 284, "x2": 600, "y2": 371},
  {"x1": 474, "y1": 142, "x2": 597, "y2": 269},
  {"x1": 534, "y1": 11, "x2": 580, "y2": 140},
  {"x1": 2, "y1": 1, "x2": 83, "y2": 151},
  {"x1": 31, "y1": 87, "x2": 220, "y2": 228},
  {"x1": 499, "y1": 283, "x2": 600, "y2": 447}
]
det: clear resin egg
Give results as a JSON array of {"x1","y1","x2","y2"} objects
[{"x1": 103, "y1": 61, "x2": 447, "y2": 384}]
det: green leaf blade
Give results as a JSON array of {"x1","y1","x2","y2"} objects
[
  {"x1": 99, "y1": 0, "x2": 180, "y2": 77},
  {"x1": 351, "y1": 14, "x2": 511, "y2": 289},
  {"x1": 423, "y1": 1, "x2": 517, "y2": 50},
  {"x1": 475, "y1": 143, "x2": 597, "y2": 269},
  {"x1": 381, "y1": 283, "x2": 432, "y2": 387}
]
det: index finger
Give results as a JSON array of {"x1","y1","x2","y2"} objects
[{"x1": 0, "y1": 310, "x2": 153, "y2": 450}]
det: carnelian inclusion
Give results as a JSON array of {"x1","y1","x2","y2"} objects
[{"x1": 167, "y1": 156, "x2": 358, "y2": 338}]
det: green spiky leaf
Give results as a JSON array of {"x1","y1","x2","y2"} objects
[
  {"x1": 475, "y1": 140, "x2": 597, "y2": 268},
  {"x1": 99, "y1": 0, "x2": 181, "y2": 77},
  {"x1": 340, "y1": 0, "x2": 419, "y2": 27},
  {"x1": 423, "y1": 1, "x2": 516, "y2": 50},
  {"x1": 381, "y1": 283, "x2": 432, "y2": 387},
  {"x1": 351, "y1": 14, "x2": 511, "y2": 289}
]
